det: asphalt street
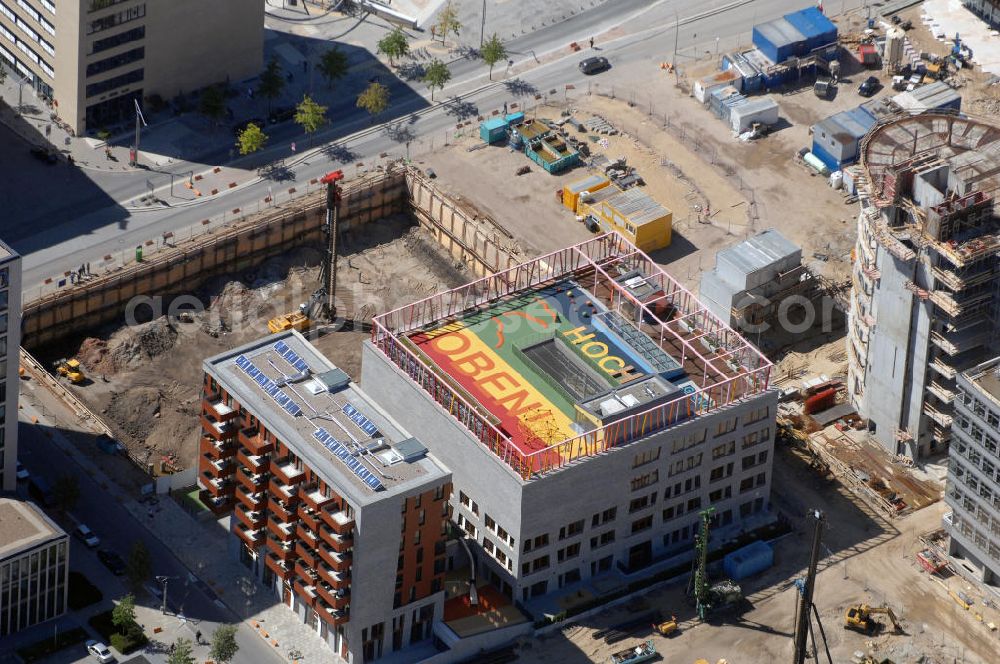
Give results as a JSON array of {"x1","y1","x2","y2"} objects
[
  {"x1": 14, "y1": 395, "x2": 283, "y2": 664},
  {"x1": 12, "y1": 0, "x2": 874, "y2": 293}
]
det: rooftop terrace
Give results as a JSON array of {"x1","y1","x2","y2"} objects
[
  {"x1": 0, "y1": 499, "x2": 64, "y2": 559},
  {"x1": 207, "y1": 331, "x2": 446, "y2": 505},
  {"x1": 372, "y1": 232, "x2": 773, "y2": 480}
]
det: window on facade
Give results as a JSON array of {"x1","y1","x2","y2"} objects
[
  {"x1": 631, "y1": 515, "x2": 653, "y2": 534},
  {"x1": 715, "y1": 417, "x2": 737, "y2": 437},
  {"x1": 558, "y1": 520, "x2": 584, "y2": 540},
  {"x1": 633, "y1": 447, "x2": 661, "y2": 468},
  {"x1": 631, "y1": 470, "x2": 659, "y2": 491}
]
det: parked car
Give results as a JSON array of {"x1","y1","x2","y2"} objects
[
  {"x1": 97, "y1": 550, "x2": 126, "y2": 576},
  {"x1": 578, "y1": 56, "x2": 610, "y2": 75},
  {"x1": 234, "y1": 117, "x2": 265, "y2": 136},
  {"x1": 858, "y1": 76, "x2": 881, "y2": 97},
  {"x1": 75, "y1": 524, "x2": 100, "y2": 548},
  {"x1": 86, "y1": 640, "x2": 115, "y2": 663},
  {"x1": 268, "y1": 106, "x2": 296, "y2": 124},
  {"x1": 15, "y1": 461, "x2": 29, "y2": 481}
]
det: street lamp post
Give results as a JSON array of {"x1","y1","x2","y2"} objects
[
  {"x1": 480, "y1": 0, "x2": 487, "y2": 49},
  {"x1": 155, "y1": 575, "x2": 173, "y2": 614}
]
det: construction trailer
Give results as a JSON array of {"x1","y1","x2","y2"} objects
[
  {"x1": 752, "y1": 7, "x2": 837, "y2": 65},
  {"x1": 693, "y1": 69, "x2": 743, "y2": 104},
  {"x1": 562, "y1": 173, "x2": 612, "y2": 213},
  {"x1": 892, "y1": 81, "x2": 962, "y2": 114},
  {"x1": 730, "y1": 97, "x2": 780, "y2": 134},
  {"x1": 579, "y1": 187, "x2": 672, "y2": 252},
  {"x1": 811, "y1": 106, "x2": 877, "y2": 171},
  {"x1": 699, "y1": 229, "x2": 815, "y2": 333}
]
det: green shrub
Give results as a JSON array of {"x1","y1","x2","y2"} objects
[
  {"x1": 89, "y1": 610, "x2": 148, "y2": 655},
  {"x1": 16, "y1": 627, "x2": 88, "y2": 662},
  {"x1": 67, "y1": 571, "x2": 103, "y2": 610}
]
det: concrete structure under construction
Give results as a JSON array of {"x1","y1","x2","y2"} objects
[
  {"x1": 848, "y1": 112, "x2": 1000, "y2": 459},
  {"x1": 364, "y1": 232, "x2": 777, "y2": 605},
  {"x1": 0, "y1": 0, "x2": 263, "y2": 133},
  {"x1": 198, "y1": 331, "x2": 452, "y2": 663},
  {"x1": 946, "y1": 356, "x2": 1000, "y2": 583},
  {"x1": 699, "y1": 229, "x2": 815, "y2": 334},
  {"x1": 0, "y1": 498, "x2": 69, "y2": 635}
]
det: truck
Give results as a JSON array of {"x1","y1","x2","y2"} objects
[{"x1": 609, "y1": 640, "x2": 656, "y2": 664}]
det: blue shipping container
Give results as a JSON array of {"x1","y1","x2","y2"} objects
[
  {"x1": 480, "y1": 117, "x2": 508, "y2": 144},
  {"x1": 784, "y1": 7, "x2": 838, "y2": 52},
  {"x1": 724, "y1": 540, "x2": 774, "y2": 581},
  {"x1": 752, "y1": 18, "x2": 807, "y2": 64}
]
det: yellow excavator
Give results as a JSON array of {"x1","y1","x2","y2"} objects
[
  {"x1": 267, "y1": 309, "x2": 311, "y2": 334},
  {"x1": 53, "y1": 358, "x2": 85, "y2": 384},
  {"x1": 844, "y1": 604, "x2": 903, "y2": 635}
]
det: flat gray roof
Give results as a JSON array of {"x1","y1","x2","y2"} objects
[
  {"x1": 716, "y1": 229, "x2": 799, "y2": 277},
  {"x1": 0, "y1": 499, "x2": 65, "y2": 559},
  {"x1": 967, "y1": 357, "x2": 1000, "y2": 404},
  {"x1": 205, "y1": 331, "x2": 448, "y2": 506}
]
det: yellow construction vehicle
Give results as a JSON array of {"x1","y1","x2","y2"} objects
[
  {"x1": 844, "y1": 604, "x2": 903, "y2": 635},
  {"x1": 652, "y1": 615, "x2": 679, "y2": 637},
  {"x1": 267, "y1": 310, "x2": 310, "y2": 334},
  {"x1": 53, "y1": 358, "x2": 85, "y2": 384}
]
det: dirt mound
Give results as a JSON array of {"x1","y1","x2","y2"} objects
[
  {"x1": 78, "y1": 317, "x2": 178, "y2": 375},
  {"x1": 105, "y1": 387, "x2": 162, "y2": 444}
]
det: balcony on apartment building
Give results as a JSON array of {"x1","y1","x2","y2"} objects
[
  {"x1": 317, "y1": 558, "x2": 350, "y2": 588},
  {"x1": 268, "y1": 496, "x2": 297, "y2": 523},
  {"x1": 235, "y1": 522, "x2": 263, "y2": 549},
  {"x1": 296, "y1": 504, "x2": 321, "y2": 532},
  {"x1": 294, "y1": 540, "x2": 319, "y2": 570},
  {"x1": 317, "y1": 599, "x2": 349, "y2": 626},
  {"x1": 321, "y1": 509, "x2": 354, "y2": 536},
  {"x1": 203, "y1": 436, "x2": 236, "y2": 460},
  {"x1": 293, "y1": 577, "x2": 319, "y2": 609},
  {"x1": 236, "y1": 446, "x2": 267, "y2": 471},
  {"x1": 237, "y1": 467, "x2": 268, "y2": 493},
  {"x1": 236, "y1": 484, "x2": 266, "y2": 511},
  {"x1": 930, "y1": 320, "x2": 993, "y2": 357},
  {"x1": 239, "y1": 427, "x2": 274, "y2": 455},
  {"x1": 201, "y1": 412, "x2": 236, "y2": 441},
  {"x1": 294, "y1": 556, "x2": 319, "y2": 583},
  {"x1": 296, "y1": 522, "x2": 319, "y2": 548},
  {"x1": 264, "y1": 551, "x2": 294, "y2": 581},
  {"x1": 235, "y1": 503, "x2": 264, "y2": 530},
  {"x1": 267, "y1": 516, "x2": 297, "y2": 542},
  {"x1": 205, "y1": 396, "x2": 238, "y2": 421},
  {"x1": 318, "y1": 544, "x2": 352, "y2": 573},
  {"x1": 270, "y1": 458, "x2": 305, "y2": 485},
  {"x1": 319, "y1": 523, "x2": 353, "y2": 554},
  {"x1": 198, "y1": 489, "x2": 232, "y2": 515},
  {"x1": 200, "y1": 472, "x2": 233, "y2": 498},
  {"x1": 266, "y1": 535, "x2": 298, "y2": 562},
  {"x1": 201, "y1": 454, "x2": 235, "y2": 480},
  {"x1": 317, "y1": 580, "x2": 350, "y2": 609},
  {"x1": 299, "y1": 485, "x2": 335, "y2": 511}
]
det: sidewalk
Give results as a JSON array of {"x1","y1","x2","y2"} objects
[{"x1": 18, "y1": 395, "x2": 341, "y2": 664}]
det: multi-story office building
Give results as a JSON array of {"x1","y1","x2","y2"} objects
[
  {"x1": 0, "y1": 242, "x2": 21, "y2": 493},
  {"x1": 198, "y1": 331, "x2": 452, "y2": 663},
  {"x1": 946, "y1": 356, "x2": 1000, "y2": 583},
  {"x1": 364, "y1": 233, "x2": 777, "y2": 603},
  {"x1": 962, "y1": 0, "x2": 1000, "y2": 29},
  {"x1": 0, "y1": 497, "x2": 69, "y2": 635},
  {"x1": 0, "y1": 0, "x2": 263, "y2": 133},
  {"x1": 847, "y1": 112, "x2": 1000, "y2": 459}
]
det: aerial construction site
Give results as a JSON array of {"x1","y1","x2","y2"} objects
[{"x1": 14, "y1": 4, "x2": 1000, "y2": 664}]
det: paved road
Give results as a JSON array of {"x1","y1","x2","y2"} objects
[
  {"x1": 17, "y1": 0, "x2": 867, "y2": 291},
  {"x1": 15, "y1": 398, "x2": 283, "y2": 664}
]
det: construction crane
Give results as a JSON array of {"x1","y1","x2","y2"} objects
[
  {"x1": 844, "y1": 604, "x2": 903, "y2": 635},
  {"x1": 693, "y1": 507, "x2": 715, "y2": 621},
  {"x1": 793, "y1": 510, "x2": 832, "y2": 664}
]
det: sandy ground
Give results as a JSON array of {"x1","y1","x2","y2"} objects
[
  {"x1": 46, "y1": 216, "x2": 473, "y2": 475},
  {"x1": 514, "y1": 445, "x2": 999, "y2": 664}
]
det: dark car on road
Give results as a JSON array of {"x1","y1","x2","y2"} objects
[
  {"x1": 30, "y1": 146, "x2": 58, "y2": 164},
  {"x1": 578, "y1": 56, "x2": 610, "y2": 75},
  {"x1": 97, "y1": 550, "x2": 126, "y2": 576},
  {"x1": 268, "y1": 107, "x2": 296, "y2": 125},
  {"x1": 234, "y1": 117, "x2": 266, "y2": 136},
  {"x1": 858, "y1": 76, "x2": 881, "y2": 97}
]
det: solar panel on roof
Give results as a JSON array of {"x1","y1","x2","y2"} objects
[
  {"x1": 235, "y1": 354, "x2": 303, "y2": 417},
  {"x1": 273, "y1": 341, "x2": 311, "y2": 374},
  {"x1": 312, "y1": 428, "x2": 384, "y2": 491},
  {"x1": 342, "y1": 403, "x2": 380, "y2": 437}
]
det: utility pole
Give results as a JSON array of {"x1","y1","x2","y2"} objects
[
  {"x1": 793, "y1": 510, "x2": 826, "y2": 664},
  {"x1": 319, "y1": 170, "x2": 344, "y2": 321},
  {"x1": 480, "y1": 0, "x2": 487, "y2": 49},
  {"x1": 131, "y1": 98, "x2": 147, "y2": 167},
  {"x1": 672, "y1": 10, "x2": 680, "y2": 81},
  {"x1": 155, "y1": 575, "x2": 172, "y2": 614}
]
